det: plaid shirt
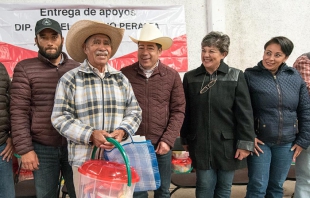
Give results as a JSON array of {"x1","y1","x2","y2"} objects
[
  {"x1": 51, "y1": 60, "x2": 142, "y2": 166},
  {"x1": 293, "y1": 54, "x2": 310, "y2": 93}
]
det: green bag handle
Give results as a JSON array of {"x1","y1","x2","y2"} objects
[{"x1": 91, "y1": 137, "x2": 132, "y2": 187}]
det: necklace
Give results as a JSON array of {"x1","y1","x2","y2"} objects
[{"x1": 200, "y1": 71, "x2": 217, "y2": 94}]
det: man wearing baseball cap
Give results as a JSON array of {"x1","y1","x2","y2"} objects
[
  {"x1": 121, "y1": 23, "x2": 185, "y2": 198},
  {"x1": 51, "y1": 20, "x2": 142, "y2": 195},
  {"x1": 11, "y1": 18, "x2": 78, "y2": 197}
]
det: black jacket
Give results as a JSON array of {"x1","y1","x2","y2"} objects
[
  {"x1": 0, "y1": 63, "x2": 10, "y2": 146},
  {"x1": 181, "y1": 61, "x2": 255, "y2": 170}
]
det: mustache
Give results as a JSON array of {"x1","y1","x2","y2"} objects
[
  {"x1": 96, "y1": 51, "x2": 109, "y2": 56},
  {"x1": 45, "y1": 47, "x2": 57, "y2": 51}
]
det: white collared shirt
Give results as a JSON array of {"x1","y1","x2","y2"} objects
[
  {"x1": 139, "y1": 60, "x2": 159, "y2": 78},
  {"x1": 87, "y1": 61, "x2": 108, "y2": 78}
]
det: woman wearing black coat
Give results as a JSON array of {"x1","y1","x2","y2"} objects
[{"x1": 181, "y1": 31, "x2": 255, "y2": 198}]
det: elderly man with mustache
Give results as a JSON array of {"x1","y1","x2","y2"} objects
[{"x1": 51, "y1": 20, "x2": 142, "y2": 196}]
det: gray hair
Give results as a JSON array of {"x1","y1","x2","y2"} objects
[{"x1": 201, "y1": 31, "x2": 230, "y2": 54}]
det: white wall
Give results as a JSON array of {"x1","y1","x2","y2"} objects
[
  {"x1": 223, "y1": 0, "x2": 310, "y2": 70},
  {"x1": 2, "y1": 0, "x2": 310, "y2": 72}
]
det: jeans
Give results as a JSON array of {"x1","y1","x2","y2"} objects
[
  {"x1": 196, "y1": 168, "x2": 235, "y2": 198},
  {"x1": 0, "y1": 142, "x2": 15, "y2": 198},
  {"x1": 294, "y1": 146, "x2": 310, "y2": 198},
  {"x1": 33, "y1": 142, "x2": 76, "y2": 198},
  {"x1": 246, "y1": 142, "x2": 293, "y2": 198},
  {"x1": 133, "y1": 150, "x2": 172, "y2": 198}
]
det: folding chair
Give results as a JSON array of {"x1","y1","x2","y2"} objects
[
  {"x1": 61, "y1": 183, "x2": 68, "y2": 198},
  {"x1": 15, "y1": 179, "x2": 36, "y2": 198},
  {"x1": 170, "y1": 172, "x2": 196, "y2": 196},
  {"x1": 286, "y1": 163, "x2": 296, "y2": 181},
  {"x1": 232, "y1": 168, "x2": 249, "y2": 185},
  {"x1": 57, "y1": 173, "x2": 68, "y2": 198}
]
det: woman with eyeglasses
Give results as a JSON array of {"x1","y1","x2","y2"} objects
[
  {"x1": 244, "y1": 36, "x2": 310, "y2": 198},
  {"x1": 180, "y1": 31, "x2": 255, "y2": 198}
]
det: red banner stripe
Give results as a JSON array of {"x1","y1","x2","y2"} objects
[{"x1": 0, "y1": 34, "x2": 187, "y2": 78}]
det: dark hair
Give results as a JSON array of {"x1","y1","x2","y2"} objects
[
  {"x1": 155, "y1": 43, "x2": 162, "y2": 50},
  {"x1": 137, "y1": 42, "x2": 162, "y2": 50},
  {"x1": 264, "y1": 36, "x2": 294, "y2": 57},
  {"x1": 201, "y1": 31, "x2": 230, "y2": 54}
]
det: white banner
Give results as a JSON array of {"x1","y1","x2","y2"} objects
[{"x1": 0, "y1": 3, "x2": 187, "y2": 77}]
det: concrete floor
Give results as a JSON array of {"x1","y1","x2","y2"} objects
[
  {"x1": 166, "y1": 180, "x2": 295, "y2": 198},
  {"x1": 60, "y1": 178, "x2": 295, "y2": 197}
]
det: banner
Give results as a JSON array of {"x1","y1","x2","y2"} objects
[{"x1": 0, "y1": 4, "x2": 187, "y2": 77}]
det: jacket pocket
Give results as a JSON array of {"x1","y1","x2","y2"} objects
[
  {"x1": 221, "y1": 132, "x2": 235, "y2": 159},
  {"x1": 254, "y1": 118, "x2": 259, "y2": 134}
]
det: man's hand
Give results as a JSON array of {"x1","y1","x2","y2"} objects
[
  {"x1": 21, "y1": 150, "x2": 39, "y2": 171},
  {"x1": 155, "y1": 141, "x2": 170, "y2": 155},
  {"x1": 235, "y1": 149, "x2": 250, "y2": 160},
  {"x1": 0, "y1": 137, "x2": 14, "y2": 162},
  {"x1": 110, "y1": 129, "x2": 127, "y2": 143},
  {"x1": 90, "y1": 129, "x2": 128, "y2": 149},
  {"x1": 90, "y1": 130, "x2": 113, "y2": 149}
]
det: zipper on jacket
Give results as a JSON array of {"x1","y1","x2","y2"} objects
[
  {"x1": 165, "y1": 105, "x2": 168, "y2": 127},
  {"x1": 208, "y1": 73, "x2": 212, "y2": 169},
  {"x1": 56, "y1": 66, "x2": 60, "y2": 78},
  {"x1": 98, "y1": 74, "x2": 105, "y2": 130},
  {"x1": 274, "y1": 75, "x2": 283, "y2": 144},
  {"x1": 145, "y1": 78, "x2": 149, "y2": 137},
  {"x1": 255, "y1": 119, "x2": 260, "y2": 134}
]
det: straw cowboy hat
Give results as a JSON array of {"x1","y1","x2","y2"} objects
[
  {"x1": 129, "y1": 23, "x2": 173, "y2": 50},
  {"x1": 66, "y1": 20, "x2": 125, "y2": 63}
]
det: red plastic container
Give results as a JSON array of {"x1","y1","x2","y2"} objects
[
  {"x1": 171, "y1": 157, "x2": 192, "y2": 173},
  {"x1": 78, "y1": 160, "x2": 139, "y2": 198}
]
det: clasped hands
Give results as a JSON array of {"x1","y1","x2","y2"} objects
[{"x1": 90, "y1": 129, "x2": 127, "y2": 149}]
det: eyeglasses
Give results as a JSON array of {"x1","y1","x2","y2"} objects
[{"x1": 200, "y1": 72, "x2": 217, "y2": 94}]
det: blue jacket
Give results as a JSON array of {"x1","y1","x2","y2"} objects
[{"x1": 244, "y1": 61, "x2": 310, "y2": 149}]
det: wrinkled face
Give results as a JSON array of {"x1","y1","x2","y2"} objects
[
  {"x1": 35, "y1": 28, "x2": 63, "y2": 60},
  {"x1": 83, "y1": 34, "x2": 112, "y2": 68},
  {"x1": 201, "y1": 45, "x2": 226, "y2": 73},
  {"x1": 262, "y1": 43, "x2": 288, "y2": 74},
  {"x1": 138, "y1": 42, "x2": 162, "y2": 70}
]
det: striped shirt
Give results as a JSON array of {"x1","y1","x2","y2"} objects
[
  {"x1": 293, "y1": 54, "x2": 310, "y2": 93},
  {"x1": 51, "y1": 60, "x2": 142, "y2": 166}
]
